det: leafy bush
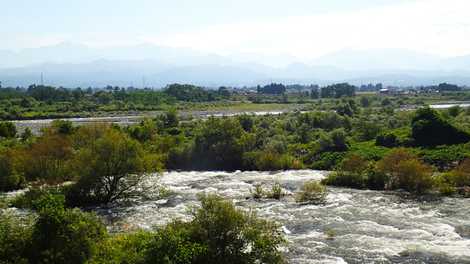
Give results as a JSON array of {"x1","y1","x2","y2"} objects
[
  {"x1": 0, "y1": 121, "x2": 17, "y2": 138},
  {"x1": 447, "y1": 105, "x2": 462, "y2": 117},
  {"x1": 376, "y1": 148, "x2": 434, "y2": 193},
  {"x1": 244, "y1": 151, "x2": 303, "y2": 171},
  {"x1": 90, "y1": 232, "x2": 153, "y2": 264},
  {"x1": 339, "y1": 153, "x2": 369, "y2": 173},
  {"x1": 366, "y1": 168, "x2": 389, "y2": 190},
  {"x1": 348, "y1": 141, "x2": 390, "y2": 161},
  {"x1": 193, "y1": 118, "x2": 247, "y2": 170},
  {"x1": 50, "y1": 119, "x2": 75, "y2": 135},
  {"x1": 318, "y1": 129, "x2": 349, "y2": 152},
  {"x1": 295, "y1": 180, "x2": 327, "y2": 204},
  {"x1": 30, "y1": 195, "x2": 107, "y2": 264},
  {"x1": 418, "y1": 144, "x2": 470, "y2": 170},
  {"x1": 445, "y1": 158, "x2": 470, "y2": 187},
  {"x1": 322, "y1": 154, "x2": 371, "y2": 189},
  {"x1": 144, "y1": 221, "x2": 207, "y2": 264},
  {"x1": 434, "y1": 173, "x2": 457, "y2": 195},
  {"x1": 66, "y1": 129, "x2": 160, "y2": 206},
  {"x1": 0, "y1": 213, "x2": 32, "y2": 264},
  {"x1": 22, "y1": 133, "x2": 74, "y2": 183},
  {"x1": 411, "y1": 107, "x2": 470, "y2": 147},
  {"x1": 0, "y1": 149, "x2": 25, "y2": 191},
  {"x1": 311, "y1": 151, "x2": 346, "y2": 170},
  {"x1": 325, "y1": 148, "x2": 434, "y2": 192},
  {"x1": 144, "y1": 194, "x2": 286, "y2": 264},
  {"x1": 11, "y1": 185, "x2": 65, "y2": 210},
  {"x1": 376, "y1": 132, "x2": 399, "y2": 147},
  {"x1": 322, "y1": 171, "x2": 367, "y2": 189}
]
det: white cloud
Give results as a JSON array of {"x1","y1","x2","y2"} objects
[{"x1": 152, "y1": 0, "x2": 470, "y2": 58}]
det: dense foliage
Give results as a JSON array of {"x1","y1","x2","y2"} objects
[{"x1": 411, "y1": 107, "x2": 470, "y2": 146}]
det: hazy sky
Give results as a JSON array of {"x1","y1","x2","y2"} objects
[{"x1": 3, "y1": 0, "x2": 470, "y2": 58}]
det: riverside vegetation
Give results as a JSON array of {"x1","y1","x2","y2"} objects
[{"x1": 2, "y1": 84, "x2": 470, "y2": 263}]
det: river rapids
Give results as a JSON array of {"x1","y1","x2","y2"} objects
[{"x1": 92, "y1": 170, "x2": 470, "y2": 264}]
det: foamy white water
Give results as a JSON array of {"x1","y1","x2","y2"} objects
[{"x1": 92, "y1": 170, "x2": 470, "y2": 263}]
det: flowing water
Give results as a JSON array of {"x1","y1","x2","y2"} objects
[
  {"x1": 95, "y1": 170, "x2": 470, "y2": 264},
  {"x1": 11, "y1": 110, "x2": 289, "y2": 135}
]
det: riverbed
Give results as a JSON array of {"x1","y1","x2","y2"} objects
[
  {"x1": 11, "y1": 101, "x2": 470, "y2": 135},
  {"x1": 11, "y1": 110, "x2": 288, "y2": 134},
  {"x1": 93, "y1": 170, "x2": 470, "y2": 264}
]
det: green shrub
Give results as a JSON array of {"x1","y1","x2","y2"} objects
[
  {"x1": 349, "y1": 141, "x2": 390, "y2": 161},
  {"x1": 365, "y1": 168, "x2": 389, "y2": 190},
  {"x1": 418, "y1": 144, "x2": 470, "y2": 170},
  {"x1": 266, "y1": 182, "x2": 285, "y2": 200},
  {"x1": 295, "y1": 180, "x2": 327, "y2": 204},
  {"x1": 0, "y1": 213, "x2": 32, "y2": 264},
  {"x1": 22, "y1": 133, "x2": 74, "y2": 183},
  {"x1": 50, "y1": 119, "x2": 75, "y2": 135},
  {"x1": 411, "y1": 107, "x2": 470, "y2": 147},
  {"x1": 30, "y1": 198, "x2": 107, "y2": 264},
  {"x1": 0, "y1": 121, "x2": 17, "y2": 138},
  {"x1": 244, "y1": 151, "x2": 303, "y2": 171},
  {"x1": 192, "y1": 118, "x2": 246, "y2": 170},
  {"x1": 376, "y1": 132, "x2": 399, "y2": 147},
  {"x1": 322, "y1": 171, "x2": 367, "y2": 189},
  {"x1": 318, "y1": 129, "x2": 349, "y2": 152},
  {"x1": 66, "y1": 129, "x2": 159, "y2": 206},
  {"x1": 434, "y1": 173, "x2": 457, "y2": 196},
  {"x1": 322, "y1": 154, "x2": 371, "y2": 189},
  {"x1": 144, "y1": 221, "x2": 207, "y2": 264},
  {"x1": 11, "y1": 186, "x2": 65, "y2": 210},
  {"x1": 0, "y1": 150, "x2": 25, "y2": 191},
  {"x1": 184, "y1": 194, "x2": 285, "y2": 264},
  {"x1": 251, "y1": 183, "x2": 265, "y2": 199},
  {"x1": 445, "y1": 158, "x2": 470, "y2": 187},
  {"x1": 311, "y1": 152, "x2": 346, "y2": 170},
  {"x1": 377, "y1": 148, "x2": 434, "y2": 193},
  {"x1": 90, "y1": 232, "x2": 153, "y2": 264}
]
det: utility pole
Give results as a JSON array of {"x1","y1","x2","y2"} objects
[
  {"x1": 142, "y1": 76, "x2": 146, "y2": 88},
  {"x1": 40, "y1": 72, "x2": 44, "y2": 86}
]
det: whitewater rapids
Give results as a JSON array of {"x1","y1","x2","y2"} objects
[{"x1": 95, "y1": 170, "x2": 470, "y2": 264}]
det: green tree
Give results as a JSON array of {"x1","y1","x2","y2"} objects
[
  {"x1": 23, "y1": 133, "x2": 73, "y2": 182},
  {"x1": 377, "y1": 148, "x2": 434, "y2": 193},
  {"x1": 0, "y1": 121, "x2": 17, "y2": 138},
  {"x1": 145, "y1": 194, "x2": 285, "y2": 264},
  {"x1": 318, "y1": 129, "x2": 349, "y2": 152},
  {"x1": 193, "y1": 118, "x2": 248, "y2": 170},
  {"x1": 67, "y1": 129, "x2": 160, "y2": 205},
  {"x1": 0, "y1": 213, "x2": 32, "y2": 264},
  {"x1": 411, "y1": 107, "x2": 470, "y2": 146},
  {"x1": 0, "y1": 149, "x2": 25, "y2": 191},
  {"x1": 360, "y1": 96, "x2": 370, "y2": 107},
  {"x1": 50, "y1": 120, "x2": 75, "y2": 135},
  {"x1": 30, "y1": 195, "x2": 107, "y2": 264},
  {"x1": 158, "y1": 108, "x2": 179, "y2": 129}
]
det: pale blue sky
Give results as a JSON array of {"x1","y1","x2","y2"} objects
[{"x1": 3, "y1": 0, "x2": 470, "y2": 58}]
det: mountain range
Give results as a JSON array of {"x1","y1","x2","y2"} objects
[{"x1": 1, "y1": 43, "x2": 470, "y2": 87}]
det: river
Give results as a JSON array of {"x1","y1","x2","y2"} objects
[
  {"x1": 11, "y1": 110, "x2": 287, "y2": 134},
  {"x1": 11, "y1": 101, "x2": 470, "y2": 135},
  {"x1": 93, "y1": 170, "x2": 470, "y2": 264}
]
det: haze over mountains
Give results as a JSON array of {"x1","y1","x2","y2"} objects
[{"x1": 1, "y1": 43, "x2": 470, "y2": 88}]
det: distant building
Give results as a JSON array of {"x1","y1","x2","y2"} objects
[{"x1": 379, "y1": 88, "x2": 390, "y2": 95}]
